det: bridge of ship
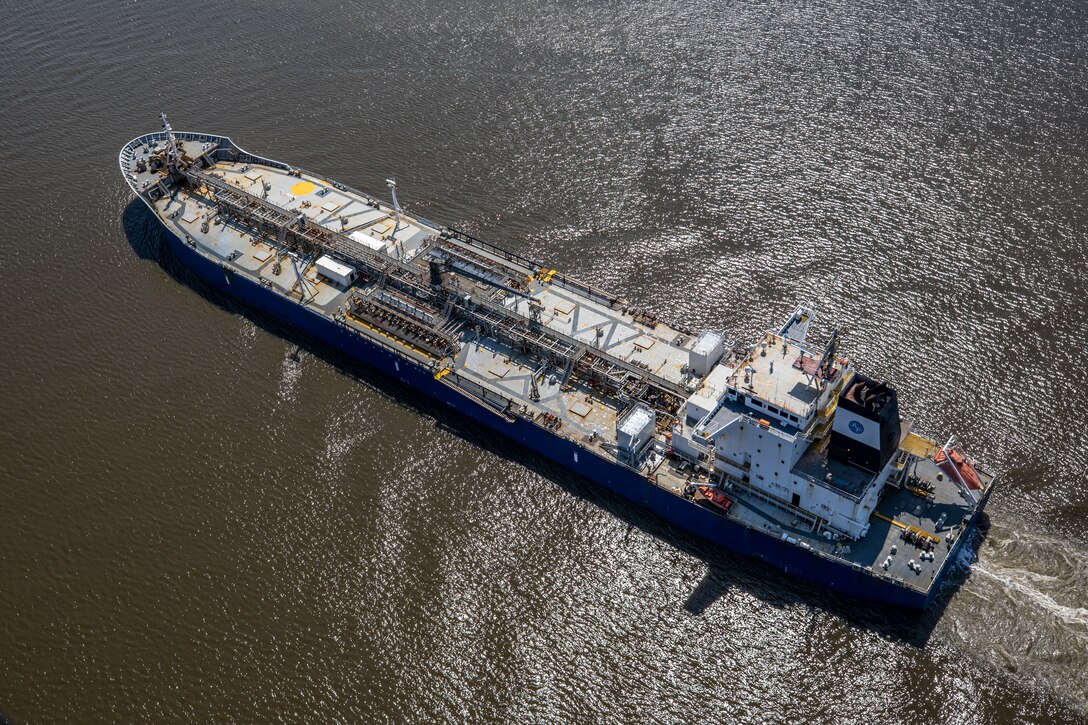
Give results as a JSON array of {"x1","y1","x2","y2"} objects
[{"x1": 124, "y1": 132, "x2": 702, "y2": 449}]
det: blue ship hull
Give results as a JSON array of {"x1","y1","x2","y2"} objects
[{"x1": 159, "y1": 226, "x2": 987, "y2": 611}]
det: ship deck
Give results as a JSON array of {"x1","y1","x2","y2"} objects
[
  {"x1": 735, "y1": 332, "x2": 822, "y2": 419},
  {"x1": 792, "y1": 442, "x2": 875, "y2": 497},
  {"x1": 127, "y1": 135, "x2": 701, "y2": 449}
]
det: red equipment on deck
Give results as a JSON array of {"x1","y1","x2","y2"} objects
[
  {"x1": 935, "y1": 447, "x2": 982, "y2": 490},
  {"x1": 695, "y1": 484, "x2": 734, "y2": 513}
]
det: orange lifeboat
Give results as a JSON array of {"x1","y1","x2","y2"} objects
[
  {"x1": 694, "y1": 484, "x2": 734, "y2": 513},
  {"x1": 935, "y1": 448, "x2": 981, "y2": 490}
]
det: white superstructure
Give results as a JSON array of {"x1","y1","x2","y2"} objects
[{"x1": 668, "y1": 306, "x2": 900, "y2": 539}]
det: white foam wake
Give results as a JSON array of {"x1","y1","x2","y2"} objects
[{"x1": 972, "y1": 563, "x2": 1088, "y2": 630}]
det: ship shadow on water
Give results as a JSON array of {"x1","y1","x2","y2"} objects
[{"x1": 122, "y1": 200, "x2": 985, "y2": 648}]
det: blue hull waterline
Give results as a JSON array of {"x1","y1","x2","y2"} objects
[
  {"x1": 159, "y1": 225, "x2": 985, "y2": 610},
  {"x1": 123, "y1": 125, "x2": 995, "y2": 612}
]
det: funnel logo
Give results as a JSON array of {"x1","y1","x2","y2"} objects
[{"x1": 848, "y1": 420, "x2": 865, "y2": 435}]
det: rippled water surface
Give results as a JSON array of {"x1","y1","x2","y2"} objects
[{"x1": 2, "y1": 0, "x2": 1087, "y2": 721}]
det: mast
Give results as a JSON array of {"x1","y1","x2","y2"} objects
[
  {"x1": 816, "y1": 325, "x2": 841, "y2": 388},
  {"x1": 159, "y1": 112, "x2": 179, "y2": 165},
  {"x1": 386, "y1": 178, "x2": 403, "y2": 257}
]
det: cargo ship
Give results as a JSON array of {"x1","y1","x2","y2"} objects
[{"x1": 119, "y1": 116, "x2": 995, "y2": 609}]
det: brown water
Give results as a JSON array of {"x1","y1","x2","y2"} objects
[{"x1": 2, "y1": 0, "x2": 1087, "y2": 721}]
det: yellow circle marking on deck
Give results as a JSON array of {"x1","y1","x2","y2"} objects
[{"x1": 290, "y1": 181, "x2": 316, "y2": 195}]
